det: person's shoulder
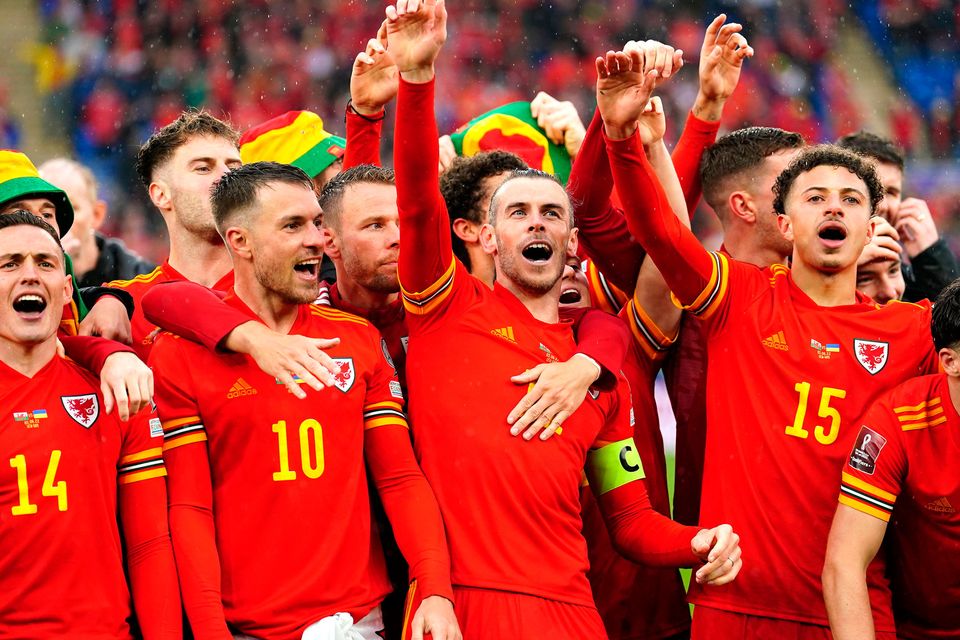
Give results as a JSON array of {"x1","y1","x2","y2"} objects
[
  {"x1": 57, "y1": 354, "x2": 102, "y2": 389},
  {"x1": 304, "y1": 304, "x2": 380, "y2": 344},
  {"x1": 878, "y1": 297, "x2": 932, "y2": 316},
  {"x1": 883, "y1": 373, "x2": 948, "y2": 433}
]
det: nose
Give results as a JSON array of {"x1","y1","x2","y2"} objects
[
  {"x1": 528, "y1": 211, "x2": 547, "y2": 231},
  {"x1": 19, "y1": 258, "x2": 41, "y2": 282},
  {"x1": 878, "y1": 277, "x2": 899, "y2": 304},
  {"x1": 386, "y1": 221, "x2": 400, "y2": 248},
  {"x1": 824, "y1": 193, "x2": 845, "y2": 217},
  {"x1": 305, "y1": 221, "x2": 325, "y2": 248}
]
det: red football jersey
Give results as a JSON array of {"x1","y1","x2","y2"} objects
[
  {"x1": 109, "y1": 261, "x2": 234, "y2": 360},
  {"x1": 581, "y1": 296, "x2": 691, "y2": 639},
  {"x1": 329, "y1": 283, "x2": 408, "y2": 390},
  {"x1": 151, "y1": 293, "x2": 409, "y2": 640},
  {"x1": 0, "y1": 356, "x2": 167, "y2": 638},
  {"x1": 839, "y1": 373, "x2": 960, "y2": 639}
]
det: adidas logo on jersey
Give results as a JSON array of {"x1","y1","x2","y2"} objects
[
  {"x1": 924, "y1": 497, "x2": 955, "y2": 514},
  {"x1": 762, "y1": 331, "x2": 789, "y2": 351},
  {"x1": 491, "y1": 326, "x2": 516, "y2": 343},
  {"x1": 227, "y1": 378, "x2": 258, "y2": 399}
]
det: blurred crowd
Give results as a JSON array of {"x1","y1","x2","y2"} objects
[{"x1": 21, "y1": 0, "x2": 960, "y2": 262}]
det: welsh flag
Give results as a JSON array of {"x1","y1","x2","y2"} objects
[{"x1": 449, "y1": 102, "x2": 573, "y2": 185}]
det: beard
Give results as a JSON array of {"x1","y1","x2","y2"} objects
[
  {"x1": 343, "y1": 250, "x2": 400, "y2": 294},
  {"x1": 496, "y1": 237, "x2": 564, "y2": 296},
  {"x1": 253, "y1": 253, "x2": 318, "y2": 304},
  {"x1": 170, "y1": 188, "x2": 222, "y2": 244}
]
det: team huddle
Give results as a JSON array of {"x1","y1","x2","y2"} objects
[{"x1": 2, "y1": 2, "x2": 958, "y2": 639}]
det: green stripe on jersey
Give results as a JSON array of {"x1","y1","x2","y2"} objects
[{"x1": 586, "y1": 437, "x2": 645, "y2": 495}]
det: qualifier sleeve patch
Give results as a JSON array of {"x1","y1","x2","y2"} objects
[
  {"x1": 587, "y1": 437, "x2": 645, "y2": 495},
  {"x1": 849, "y1": 425, "x2": 887, "y2": 475}
]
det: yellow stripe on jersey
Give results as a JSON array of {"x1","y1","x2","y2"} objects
[
  {"x1": 401, "y1": 258, "x2": 456, "y2": 316},
  {"x1": 895, "y1": 405, "x2": 944, "y2": 422},
  {"x1": 626, "y1": 296, "x2": 678, "y2": 361},
  {"x1": 108, "y1": 266, "x2": 164, "y2": 289},
  {"x1": 839, "y1": 494, "x2": 891, "y2": 522},
  {"x1": 163, "y1": 432, "x2": 207, "y2": 452},
  {"x1": 675, "y1": 251, "x2": 730, "y2": 319},
  {"x1": 366, "y1": 400, "x2": 404, "y2": 411},
  {"x1": 363, "y1": 401, "x2": 408, "y2": 430},
  {"x1": 162, "y1": 416, "x2": 201, "y2": 431},
  {"x1": 119, "y1": 447, "x2": 164, "y2": 465},
  {"x1": 586, "y1": 437, "x2": 646, "y2": 495},
  {"x1": 901, "y1": 415, "x2": 948, "y2": 431},
  {"x1": 841, "y1": 472, "x2": 897, "y2": 503},
  {"x1": 365, "y1": 416, "x2": 409, "y2": 430},
  {"x1": 586, "y1": 261, "x2": 628, "y2": 315},
  {"x1": 307, "y1": 305, "x2": 370, "y2": 326},
  {"x1": 893, "y1": 397, "x2": 942, "y2": 414},
  {"x1": 119, "y1": 467, "x2": 168, "y2": 485},
  {"x1": 162, "y1": 417, "x2": 207, "y2": 451}
]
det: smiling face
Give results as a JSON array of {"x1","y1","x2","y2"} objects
[
  {"x1": 326, "y1": 182, "x2": 400, "y2": 294},
  {"x1": 778, "y1": 165, "x2": 874, "y2": 274},
  {"x1": 0, "y1": 224, "x2": 70, "y2": 348},
  {"x1": 241, "y1": 181, "x2": 324, "y2": 304},
  {"x1": 481, "y1": 176, "x2": 576, "y2": 296}
]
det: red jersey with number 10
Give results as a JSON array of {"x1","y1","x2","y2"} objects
[{"x1": 839, "y1": 373, "x2": 960, "y2": 639}]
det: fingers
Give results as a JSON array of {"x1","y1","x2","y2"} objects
[
  {"x1": 509, "y1": 363, "x2": 546, "y2": 386},
  {"x1": 276, "y1": 371, "x2": 308, "y2": 400},
  {"x1": 530, "y1": 90, "x2": 555, "y2": 118},
  {"x1": 438, "y1": 135, "x2": 457, "y2": 172},
  {"x1": 101, "y1": 378, "x2": 116, "y2": 416},
  {"x1": 521, "y1": 401, "x2": 555, "y2": 440},
  {"x1": 702, "y1": 14, "x2": 726, "y2": 49},
  {"x1": 56, "y1": 338, "x2": 65, "y2": 358},
  {"x1": 539, "y1": 409, "x2": 570, "y2": 441},
  {"x1": 509, "y1": 386, "x2": 545, "y2": 434},
  {"x1": 113, "y1": 380, "x2": 131, "y2": 422},
  {"x1": 693, "y1": 524, "x2": 740, "y2": 584},
  {"x1": 410, "y1": 614, "x2": 424, "y2": 640}
]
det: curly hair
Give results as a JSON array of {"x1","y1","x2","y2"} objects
[{"x1": 772, "y1": 145, "x2": 883, "y2": 216}]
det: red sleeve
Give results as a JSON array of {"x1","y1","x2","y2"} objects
[
  {"x1": 60, "y1": 335, "x2": 135, "y2": 374},
  {"x1": 343, "y1": 106, "x2": 384, "y2": 169},
  {"x1": 567, "y1": 110, "x2": 645, "y2": 293},
  {"x1": 605, "y1": 130, "x2": 716, "y2": 305},
  {"x1": 142, "y1": 281, "x2": 243, "y2": 353},
  {"x1": 365, "y1": 426, "x2": 453, "y2": 600},
  {"x1": 150, "y1": 338, "x2": 231, "y2": 639},
  {"x1": 671, "y1": 111, "x2": 720, "y2": 216},
  {"x1": 118, "y1": 407, "x2": 182, "y2": 639},
  {"x1": 395, "y1": 78, "x2": 455, "y2": 296},
  {"x1": 561, "y1": 306, "x2": 629, "y2": 391}
]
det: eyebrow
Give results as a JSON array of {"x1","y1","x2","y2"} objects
[
  {"x1": 0, "y1": 251, "x2": 60, "y2": 262},
  {"x1": 803, "y1": 186, "x2": 867, "y2": 198},
  {"x1": 504, "y1": 202, "x2": 568, "y2": 212}
]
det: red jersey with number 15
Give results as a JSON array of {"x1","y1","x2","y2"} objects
[
  {"x1": 684, "y1": 256, "x2": 937, "y2": 628},
  {"x1": 839, "y1": 373, "x2": 960, "y2": 639},
  {"x1": 150, "y1": 293, "x2": 405, "y2": 640}
]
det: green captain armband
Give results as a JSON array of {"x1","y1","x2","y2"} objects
[{"x1": 586, "y1": 437, "x2": 645, "y2": 495}]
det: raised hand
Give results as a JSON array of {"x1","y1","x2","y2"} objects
[
  {"x1": 623, "y1": 39, "x2": 684, "y2": 85},
  {"x1": 858, "y1": 216, "x2": 902, "y2": 267},
  {"x1": 530, "y1": 91, "x2": 587, "y2": 157},
  {"x1": 896, "y1": 197, "x2": 940, "y2": 257},
  {"x1": 637, "y1": 96, "x2": 667, "y2": 147},
  {"x1": 596, "y1": 50, "x2": 658, "y2": 140},
  {"x1": 694, "y1": 14, "x2": 754, "y2": 121},
  {"x1": 384, "y1": 0, "x2": 448, "y2": 83},
  {"x1": 350, "y1": 25, "x2": 399, "y2": 115}
]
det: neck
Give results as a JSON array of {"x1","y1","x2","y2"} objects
[
  {"x1": 333, "y1": 273, "x2": 398, "y2": 312},
  {"x1": 723, "y1": 227, "x2": 788, "y2": 269},
  {"x1": 790, "y1": 259, "x2": 858, "y2": 306},
  {"x1": 947, "y1": 374, "x2": 960, "y2": 417},
  {"x1": 468, "y1": 245, "x2": 496, "y2": 289},
  {"x1": 0, "y1": 338, "x2": 57, "y2": 378},
  {"x1": 498, "y1": 273, "x2": 560, "y2": 324},
  {"x1": 166, "y1": 224, "x2": 233, "y2": 287},
  {"x1": 233, "y1": 272, "x2": 300, "y2": 333},
  {"x1": 71, "y1": 234, "x2": 101, "y2": 280}
]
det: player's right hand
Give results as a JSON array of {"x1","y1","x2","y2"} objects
[
  {"x1": 229, "y1": 321, "x2": 341, "y2": 399},
  {"x1": 385, "y1": 0, "x2": 448, "y2": 82},
  {"x1": 595, "y1": 49, "x2": 659, "y2": 140},
  {"x1": 100, "y1": 351, "x2": 153, "y2": 421},
  {"x1": 696, "y1": 15, "x2": 753, "y2": 107},
  {"x1": 350, "y1": 25, "x2": 399, "y2": 115},
  {"x1": 691, "y1": 523, "x2": 742, "y2": 586},
  {"x1": 411, "y1": 595, "x2": 461, "y2": 640}
]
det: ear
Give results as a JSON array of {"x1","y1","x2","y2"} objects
[
  {"x1": 865, "y1": 215, "x2": 877, "y2": 244},
  {"x1": 63, "y1": 271, "x2": 73, "y2": 304},
  {"x1": 322, "y1": 226, "x2": 341, "y2": 260},
  {"x1": 224, "y1": 226, "x2": 251, "y2": 260},
  {"x1": 148, "y1": 180, "x2": 171, "y2": 212},
  {"x1": 91, "y1": 200, "x2": 108, "y2": 230},
  {"x1": 728, "y1": 191, "x2": 756, "y2": 224},
  {"x1": 479, "y1": 222, "x2": 498, "y2": 256},
  {"x1": 452, "y1": 218, "x2": 480, "y2": 243},
  {"x1": 566, "y1": 227, "x2": 579, "y2": 257},
  {"x1": 776, "y1": 213, "x2": 794, "y2": 243},
  {"x1": 938, "y1": 347, "x2": 960, "y2": 377}
]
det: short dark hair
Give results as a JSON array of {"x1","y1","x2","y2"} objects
[
  {"x1": 835, "y1": 131, "x2": 904, "y2": 171},
  {"x1": 318, "y1": 164, "x2": 395, "y2": 231},
  {"x1": 488, "y1": 168, "x2": 574, "y2": 226},
  {"x1": 772, "y1": 145, "x2": 884, "y2": 216},
  {"x1": 211, "y1": 162, "x2": 314, "y2": 232},
  {"x1": 0, "y1": 210, "x2": 64, "y2": 253},
  {"x1": 440, "y1": 151, "x2": 528, "y2": 268},
  {"x1": 137, "y1": 110, "x2": 239, "y2": 188},
  {"x1": 932, "y1": 279, "x2": 960, "y2": 350},
  {"x1": 701, "y1": 127, "x2": 805, "y2": 212}
]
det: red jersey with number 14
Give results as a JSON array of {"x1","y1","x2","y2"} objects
[{"x1": 839, "y1": 373, "x2": 960, "y2": 639}]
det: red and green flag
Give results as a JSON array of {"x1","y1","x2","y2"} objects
[{"x1": 449, "y1": 102, "x2": 573, "y2": 185}]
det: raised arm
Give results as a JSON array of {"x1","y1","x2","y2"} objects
[
  {"x1": 344, "y1": 23, "x2": 397, "y2": 169},
  {"x1": 387, "y1": 0, "x2": 452, "y2": 294}
]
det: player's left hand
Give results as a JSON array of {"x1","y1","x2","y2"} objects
[
  {"x1": 691, "y1": 523, "x2": 742, "y2": 586},
  {"x1": 410, "y1": 595, "x2": 461, "y2": 640},
  {"x1": 350, "y1": 23, "x2": 399, "y2": 115},
  {"x1": 530, "y1": 91, "x2": 587, "y2": 158},
  {"x1": 100, "y1": 351, "x2": 153, "y2": 421},
  {"x1": 596, "y1": 49, "x2": 659, "y2": 140},
  {"x1": 384, "y1": 0, "x2": 448, "y2": 82},
  {"x1": 79, "y1": 295, "x2": 133, "y2": 344},
  {"x1": 895, "y1": 197, "x2": 939, "y2": 257},
  {"x1": 693, "y1": 14, "x2": 753, "y2": 120},
  {"x1": 507, "y1": 354, "x2": 601, "y2": 441}
]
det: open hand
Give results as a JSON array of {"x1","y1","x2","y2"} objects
[
  {"x1": 350, "y1": 24, "x2": 399, "y2": 115},
  {"x1": 596, "y1": 50, "x2": 659, "y2": 139},
  {"x1": 385, "y1": 0, "x2": 448, "y2": 82},
  {"x1": 694, "y1": 14, "x2": 753, "y2": 120}
]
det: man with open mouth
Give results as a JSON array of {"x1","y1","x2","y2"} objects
[{"x1": 0, "y1": 211, "x2": 180, "y2": 638}]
